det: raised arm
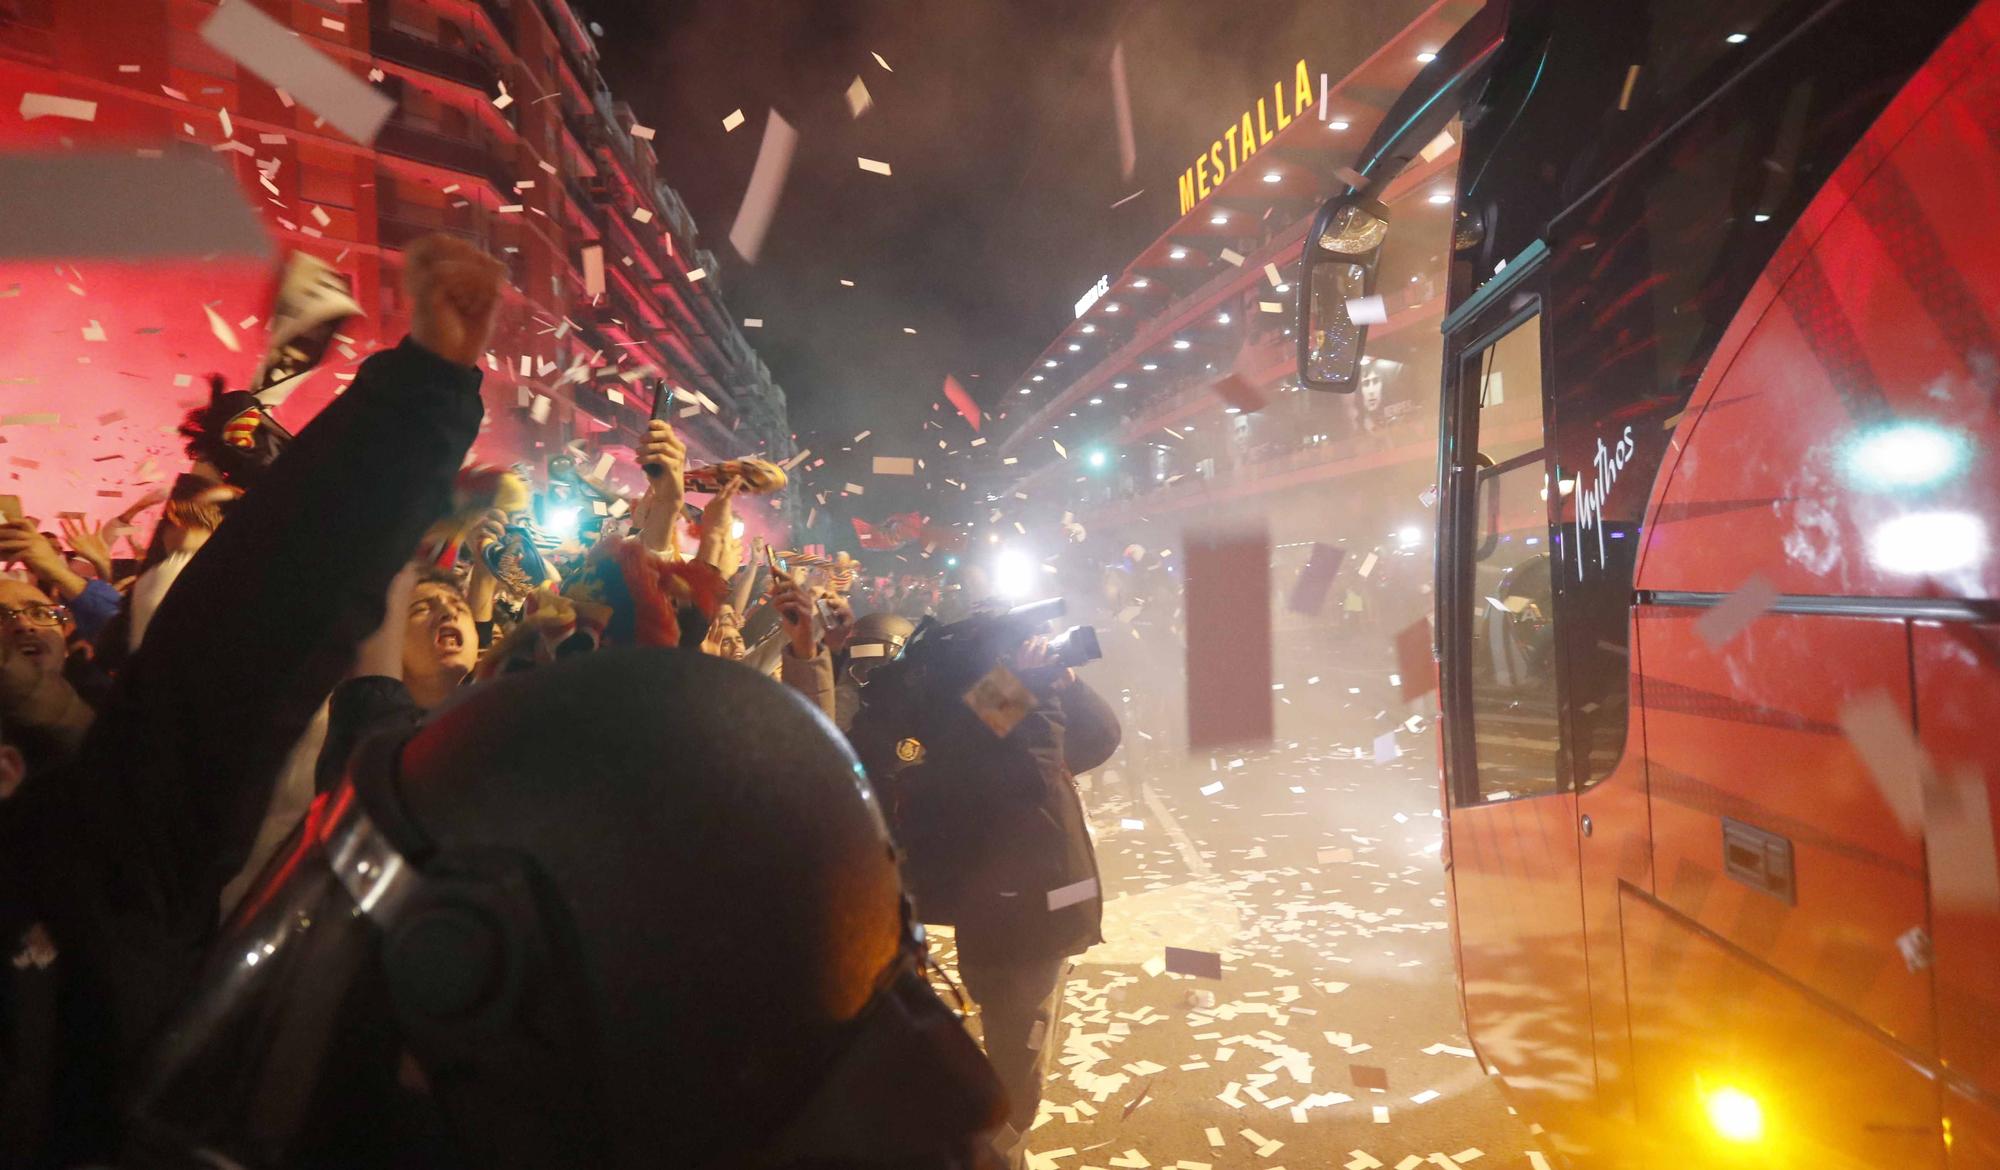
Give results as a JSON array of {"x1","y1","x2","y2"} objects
[{"x1": 76, "y1": 235, "x2": 503, "y2": 923}]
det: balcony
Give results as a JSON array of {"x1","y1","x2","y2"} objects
[
  {"x1": 375, "y1": 114, "x2": 515, "y2": 196},
  {"x1": 378, "y1": 214, "x2": 483, "y2": 252},
  {"x1": 370, "y1": 23, "x2": 493, "y2": 90}
]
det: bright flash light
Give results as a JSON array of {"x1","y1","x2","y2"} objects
[
  {"x1": 1087, "y1": 449, "x2": 1108, "y2": 468},
  {"x1": 1868, "y1": 511, "x2": 1987, "y2": 575},
  {"x1": 1397, "y1": 526, "x2": 1422, "y2": 548},
  {"x1": 1842, "y1": 420, "x2": 1970, "y2": 491},
  {"x1": 730, "y1": 519, "x2": 745, "y2": 539},
  {"x1": 994, "y1": 548, "x2": 1036, "y2": 598},
  {"x1": 1703, "y1": 1087, "x2": 1764, "y2": 1143},
  {"x1": 946, "y1": 556, "x2": 959, "y2": 567},
  {"x1": 987, "y1": 532, "x2": 1000, "y2": 544},
  {"x1": 543, "y1": 506, "x2": 581, "y2": 542}
]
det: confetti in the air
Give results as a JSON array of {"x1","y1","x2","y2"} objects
[
  {"x1": 728, "y1": 110, "x2": 797, "y2": 264},
  {"x1": 846, "y1": 76, "x2": 873, "y2": 118},
  {"x1": 201, "y1": 0, "x2": 394, "y2": 144}
]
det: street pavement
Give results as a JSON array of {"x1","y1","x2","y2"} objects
[{"x1": 930, "y1": 663, "x2": 1545, "y2": 1170}]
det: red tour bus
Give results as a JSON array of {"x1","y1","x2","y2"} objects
[{"x1": 1297, "y1": 1, "x2": 2000, "y2": 1166}]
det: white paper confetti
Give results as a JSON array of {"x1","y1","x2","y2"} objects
[
  {"x1": 722, "y1": 108, "x2": 746, "y2": 132},
  {"x1": 1346, "y1": 295, "x2": 1389, "y2": 325},
  {"x1": 18, "y1": 93, "x2": 98, "y2": 122},
  {"x1": 203, "y1": 304, "x2": 241, "y2": 352},
  {"x1": 201, "y1": 0, "x2": 394, "y2": 145},
  {"x1": 1694, "y1": 574, "x2": 1778, "y2": 649},
  {"x1": 845, "y1": 76, "x2": 873, "y2": 118},
  {"x1": 857, "y1": 156, "x2": 893, "y2": 176},
  {"x1": 727, "y1": 110, "x2": 797, "y2": 264}
]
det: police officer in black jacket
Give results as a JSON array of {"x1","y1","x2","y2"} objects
[{"x1": 849, "y1": 614, "x2": 1121, "y2": 1159}]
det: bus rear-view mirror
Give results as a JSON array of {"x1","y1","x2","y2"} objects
[{"x1": 1298, "y1": 196, "x2": 1389, "y2": 392}]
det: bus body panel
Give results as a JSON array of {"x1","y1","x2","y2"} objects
[
  {"x1": 1914, "y1": 622, "x2": 2000, "y2": 1110},
  {"x1": 1621, "y1": 887, "x2": 1945, "y2": 1169},
  {"x1": 1610, "y1": 2, "x2": 2000, "y2": 1158},
  {"x1": 1449, "y1": 788, "x2": 1593, "y2": 1131},
  {"x1": 1573, "y1": 663, "x2": 1653, "y2": 1129},
  {"x1": 1636, "y1": 610, "x2": 1928, "y2": 1042}
]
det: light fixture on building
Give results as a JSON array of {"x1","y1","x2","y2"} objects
[
  {"x1": 1132, "y1": 278, "x2": 1150, "y2": 288},
  {"x1": 1262, "y1": 171, "x2": 1282, "y2": 183},
  {"x1": 1417, "y1": 50, "x2": 1437, "y2": 62},
  {"x1": 1210, "y1": 212, "x2": 1229, "y2": 225},
  {"x1": 1216, "y1": 313, "x2": 1231, "y2": 325},
  {"x1": 1173, "y1": 339, "x2": 1191, "y2": 350},
  {"x1": 1428, "y1": 192, "x2": 1451, "y2": 204},
  {"x1": 1169, "y1": 248, "x2": 1188, "y2": 260},
  {"x1": 1067, "y1": 343, "x2": 1081, "y2": 352}
]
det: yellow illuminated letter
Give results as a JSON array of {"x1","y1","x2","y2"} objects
[
  {"x1": 1238, "y1": 113, "x2": 1257, "y2": 162},
  {"x1": 1274, "y1": 82, "x2": 1292, "y2": 130},
  {"x1": 1196, "y1": 154, "x2": 1210, "y2": 199},
  {"x1": 1256, "y1": 98, "x2": 1273, "y2": 146},
  {"x1": 1178, "y1": 168, "x2": 1196, "y2": 216},
  {"x1": 1295, "y1": 60, "x2": 1313, "y2": 116},
  {"x1": 1225, "y1": 124, "x2": 1239, "y2": 170}
]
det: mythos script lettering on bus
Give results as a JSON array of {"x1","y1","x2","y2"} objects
[{"x1": 1576, "y1": 424, "x2": 1636, "y2": 577}]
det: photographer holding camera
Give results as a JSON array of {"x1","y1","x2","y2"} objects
[{"x1": 848, "y1": 601, "x2": 1120, "y2": 1160}]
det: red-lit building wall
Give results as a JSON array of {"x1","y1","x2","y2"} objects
[{"x1": 0, "y1": 0, "x2": 795, "y2": 543}]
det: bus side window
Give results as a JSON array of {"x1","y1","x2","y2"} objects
[{"x1": 1462, "y1": 312, "x2": 1563, "y2": 802}]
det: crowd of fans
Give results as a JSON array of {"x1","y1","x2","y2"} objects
[{"x1": 0, "y1": 236, "x2": 1079, "y2": 1170}]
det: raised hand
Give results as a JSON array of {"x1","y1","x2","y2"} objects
[
  {"x1": 59, "y1": 517, "x2": 115, "y2": 582},
  {"x1": 639, "y1": 418, "x2": 685, "y2": 483},
  {"x1": 405, "y1": 234, "x2": 507, "y2": 367}
]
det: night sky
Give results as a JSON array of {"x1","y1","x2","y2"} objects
[{"x1": 582, "y1": 0, "x2": 1427, "y2": 524}]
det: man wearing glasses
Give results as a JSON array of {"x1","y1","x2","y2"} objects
[{"x1": 0, "y1": 576, "x2": 92, "y2": 763}]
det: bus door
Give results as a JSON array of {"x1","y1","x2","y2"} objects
[{"x1": 1435, "y1": 256, "x2": 1597, "y2": 1123}]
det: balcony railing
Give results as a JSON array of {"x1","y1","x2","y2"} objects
[
  {"x1": 370, "y1": 24, "x2": 493, "y2": 90},
  {"x1": 378, "y1": 214, "x2": 482, "y2": 252},
  {"x1": 376, "y1": 115, "x2": 515, "y2": 196}
]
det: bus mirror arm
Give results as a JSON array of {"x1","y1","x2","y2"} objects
[{"x1": 1295, "y1": 1, "x2": 1508, "y2": 391}]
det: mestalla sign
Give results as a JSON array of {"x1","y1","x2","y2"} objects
[{"x1": 1177, "y1": 60, "x2": 1316, "y2": 216}]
